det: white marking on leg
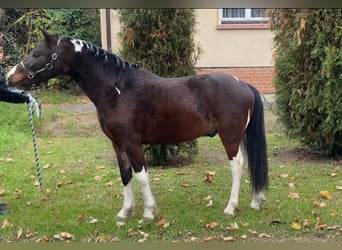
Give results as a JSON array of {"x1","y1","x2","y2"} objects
[
  {"x1": 135, "y1": 166, "x2": 156, "y2": 220},
  {"x1": 233, "y1": 75, "x2": 240, "y2": 82},
  {"x1": 117, "y1": 180, "x2": 135, "y2": 219},
  {"x1": 224, "y1": 145, "x2": 245, "y2": 215},
  {"x1": 70, "y1": 39, "x2": 84, "y2": 53},
  {"x1": 115, "y1": 86, "x2": 121, "y2": 95},
  {"x1": 251, "y1": 191, "x2": 266, "y2": 210}
]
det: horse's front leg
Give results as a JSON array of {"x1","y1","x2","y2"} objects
[
  {"x1": 125, "y1": 143, "x2": 156, "y2": 220},
  {"x1": 113, "y1": 144, "x2": 135, "y2": 220}
]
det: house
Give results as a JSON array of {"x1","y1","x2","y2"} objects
[{"x1": 99, "y1": 8, "x2": 275, "y2": 93}]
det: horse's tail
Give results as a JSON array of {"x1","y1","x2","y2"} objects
[{"x1": 245, "y1": 84, "x2": 268, "y2": 193}]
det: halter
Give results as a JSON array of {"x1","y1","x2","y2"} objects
[{"x1": 21, "y1": 39, "x2": 60, "y2": 79}]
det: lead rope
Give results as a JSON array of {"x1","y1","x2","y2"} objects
[{"x1": 27, "y1": 94, "x2": 43, "y2": 188}]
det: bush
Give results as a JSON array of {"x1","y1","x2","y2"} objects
[
  {"x1": 118, "y1": 9, "x2": 201, "y2": 165},
  {"x1": 268, "y1": 9, "x2": 342, "y2": 156}
]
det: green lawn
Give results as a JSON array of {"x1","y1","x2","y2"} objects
[{"x1": 0, "y1": 91, "x2": 341, "y2": 242}]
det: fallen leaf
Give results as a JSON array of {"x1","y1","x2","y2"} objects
[
  {"x1": 291, "y1": 222, "x2": 301, "y2": 230},
  {"x1": 302, "y1": 218, "x2": 312, "y2": 227},
  {"x1": 88, "y1": 217, "x2": 98, "y2": 224},
  {"x1": 96, "y1": 165, "x2": 106, "y2": 170},
  {"x1": 207, "y1": 171, "x2": 216, "y2": 176},
  {"x1": 43, "y1": 164, "x2": 50, "y2": 170},
  {"x1": 106, "y1": 181, "x2": 115, "y2": 187},
  {"x1": 1, "y1": 219, "x2": 13, "y2": 229},
  {"x1": 77, "y1": 214, "x2": 85, "y2": 223},
  {"x1": 206, "y1": 221, "x2": 219, "y2": 229},
  {"x1": 56, "y1": 181, "x2": 63, "y2": 188},
  {"x1": 288, "y1": 183, "x2": 295, "y2": 189},
  {"x1": 25, "y1": 229, "x2": 33, "y2": 238},
  {"x1": 203, "y1": 195, "x2": 212, "y2": 200},
  {"x1": 14, "y1": 188, "x2": 22, "y2": 198},
  {"x1": 206, "y1": 199, "x2": 213, "y2": 207},
  {"x1": 53, "y1": 232, "x2": 75, "y2": 241},
  {"x1": 204, "y1": 236, "x2": 216, "y2": 242},
  {"x1": 203, "y1": 173, "x2": 212, "y2": 183},
  {"x1": 223, "y1": 236, "x2": 236, "y2": 242},
  {"x1": 320, "y1": 190, "x2": 332, "y2": 199},
  {"x1": 288, "y1": 192, "x2": 300, "y2": 199},
  {"x1": 157, "y1": 218, "x2": 169, "y2": 228},
  {"x1": 17, "y1": 228, "x2": 23, "y2": 239},
  {"x1": 222, "y1": 222, "x2": 239, "y2": 232},
  {"x1": 190, "y1": 236, "x2": 200, "y2": 242},
  {"x1": 336, "y1": 186, "x2": 342, "y2": 191},
  {"x1": 258, "y1": 233, "x2": 272, "y2": 238},
  {"x1": 0, "y1": 189, "x2": 6, "y2": 196},
  {"x1": 312, "y1": 200, "x2": 327, "y2": 208},
  {"x1": 279, "y1": 173, "x2": 289, "y2": 178},
  {"x1": 59, "y1": 170, "x2": 66, "y2": 175},
  {"x1": 6, "y1": 158, "x2": 13, "y2": 162},
  {"x1": 94, "y1": 175, "x2": 102, "y2": 182},
  {"x1": 181, "y1": 182, "x2": 190, "y2": 187}
]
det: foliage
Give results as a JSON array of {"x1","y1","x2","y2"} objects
[
  {"x1": 0, "y1": 9, "x2": 51, "y2": 70},
  {"x1": 118, "y1": 9, "x2": 201, "y2": 165},
  {"x1": 268, "y1": 9, "x2": 342, "y2": 156},
  {"x1": 0, "y1": 9, "x2": 101, "y2": 93}
]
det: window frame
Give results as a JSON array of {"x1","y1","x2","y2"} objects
[{"x1": 217, "y1": 8, "x2": 269, "y2": 30}]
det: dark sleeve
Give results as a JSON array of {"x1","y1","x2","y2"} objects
[
  {"x1": 0, "y1": 86, "x2": 30, "y2": 103},
  {"x1": 0, "y1": 65, "x2": 5, "y2": 87}
]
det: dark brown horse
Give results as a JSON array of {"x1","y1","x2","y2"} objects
[{"x1": 8, "y1": 30, "x2": 268, "y2": 220}]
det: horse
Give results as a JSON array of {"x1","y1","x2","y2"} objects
[{"x1": 7, "y1": 30, "x2": 268, "y2": 220}]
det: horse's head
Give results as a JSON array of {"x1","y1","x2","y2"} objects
[{"x1": 7, "y1": 30, "x2": 71, "y2": 90}]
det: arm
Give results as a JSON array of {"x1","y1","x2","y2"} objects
[{"x1": 0, "y1": 65, "x2": 30, "y2": 104}]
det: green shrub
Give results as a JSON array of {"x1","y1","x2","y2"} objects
[
  {"x1": 118, "y1": 9, "x2": 201, "y2": 165},
  {"x1": 268, "y1": 9, "x2": 342, "y2": 156}
]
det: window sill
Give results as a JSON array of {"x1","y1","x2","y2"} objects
[{"x1": 216, "y1": 23, "x2": 270, "y2": 30}]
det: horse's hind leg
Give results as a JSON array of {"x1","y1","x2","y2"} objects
[{"x1": 223, "y1": 139, "x2": 247, "y2": 216}]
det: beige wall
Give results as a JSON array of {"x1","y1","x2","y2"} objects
[
  {"x1": 194, "y1": 9, "x2": 274, "y2": 67},
  {"x1": 100, "y1": 9, "x2": 274, "y2": 68}
]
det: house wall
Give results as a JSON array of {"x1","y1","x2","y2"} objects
[{"x1": 100, "y1": 9, "x2": 275, "y2": 93}]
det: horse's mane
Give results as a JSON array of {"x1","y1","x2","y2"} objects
[{"x1": 62, "y1": 36, "x2": 139, "y2": 71}]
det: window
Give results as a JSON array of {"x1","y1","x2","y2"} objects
[{"x1": 218, "y1": 8, "x2": 269, "y2": 29}]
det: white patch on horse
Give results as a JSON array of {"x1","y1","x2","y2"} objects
[
  {"x1": 117, "y1": 180, "x2": 135, "y2": 219},
  {"x1": 245, "y1": 109, "x2": 251, "y2": 130},
  {"x1": 135, "y1": 166, "x2": 156, "y2": 220},
  {"x1": 224, "y1": 142, "x2": 246, "y2": 215},
  {"x1": 233, "y1": 75, "x2": 240, "y2": 82},
  {"x1": 7, "y1": 64, "x2": 17, "y2": 80},
  {"x1": 70, "y1": 39, "x2": 84, "y2": 53},
  {"x1": 115, "y1": 86, "x2": 121, "y2": 95}
]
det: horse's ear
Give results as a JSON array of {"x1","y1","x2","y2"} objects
[{"x1": 41, "y1": 29, "x2": 58, "y2": 46}]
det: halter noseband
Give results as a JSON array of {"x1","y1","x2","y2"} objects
[{"x1": 21, "y1": 39, "x2": 60, "y2": 79}]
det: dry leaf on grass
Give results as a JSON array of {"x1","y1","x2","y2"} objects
[
  {"x1": 0, "y1": 189, "x2": 6, "y2": 196},
  {"x1": 94, "y1": 175, "x2": 102, "y2": 182},
  {"x1": 203, "y1": 173, "x2": 212, "y2": 183},
  {"x1": 288, "y1": 192, "x2": 300, "y2": 199},
  {"x1": 157, "y1": 218, "x2": 170, "y2": 228},
  {"x1": 206, "y1": 221, "x2": 219, "y2": 229},
  {"x1": 320, "y1": 190, "x2": 332, "y2": 199},
  {"x1": 291, "y1": 222, "x2": 301, "y2": 230},
  {"x1": 336, "y1": 186, "x2": 342, "y2": 191},
  {"x1": 53, "y1": 232, "x2": 75, "y2": 241},
  {"x1": 181, "y1": 182, "x2": 190, "y2": 187},
  {"x1": 1, "y1": 219, "x2": 13, "y2": 229}
]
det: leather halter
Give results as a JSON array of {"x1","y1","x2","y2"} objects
[{"x1": 21, "y1": 39, "x2": 60, "y2": 79}]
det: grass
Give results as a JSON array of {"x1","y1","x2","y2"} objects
[{"x1": 0, "y1": 91, "x2": 341, "y2": 242}]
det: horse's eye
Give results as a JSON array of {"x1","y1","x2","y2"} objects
[{"x1": 32, "y1": 52, "x2": 40, "y2": 58}]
